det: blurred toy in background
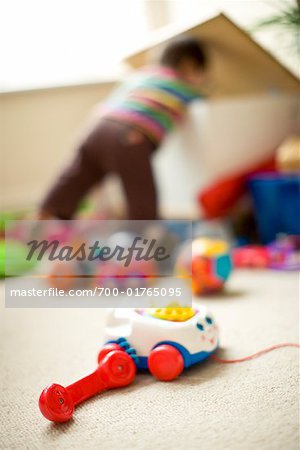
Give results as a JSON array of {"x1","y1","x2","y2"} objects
[
  {"x1": 44, "y1": 222, "x2": 73, "y2": 245},
  {"x1": 175, "y1": 237, "x2": 232, "y2": 296},
  {"x1": 47, "y1": 230, "x2": 157, "y2": 291},
  {"x1": 1, "y1": 212, "x2": 75, "y2": 279},
  {"x1": 196, "y1": 155, "x2": 278, "y2": 248},
  {"x1": 47, "y1": 260, "x2": 86, "y2": 291},
  {"x1": 267, "y1": 235, "x2": 300, "y2": 270},
  {"x1": 249, "y1": 173, "x2": 300, "y2": 243},
  {"x1": 197, "y1": 136, "x2": 300, "y2": 247},
  {"x1": 198, "y1": 155, "x2": 276, "y2": 220},
  {"x1": 93, "y1": 231, "x2": 156, "y2": 290},
  {"x1": 93, "y1": 258, "x2": 155, "y2": 290},
  {"x1": 276, "y1": 135, "x2": 300, "y2": 173},
  {"x1": 0, "y1": 212, "x2": 39, "y2": 277},
  {"x1": 192, "y1": 238, "x2": 233, "y2": 295},
  {"x1": 232, "y1": 245, "x2": 269, "y2": 269},
  {"x1": 0, "y1": 210, "x2": 31, "y2": 236},
  {"x1": 0, "y1": 238, "x2": 38, "y2": 278},
  {"x1": 232, "y1": 235, "x2": 300, "y2": 271}
]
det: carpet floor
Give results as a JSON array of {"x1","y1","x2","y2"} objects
[{"x1": 0, "y1": 270, "x2": 299, "y2": 450}]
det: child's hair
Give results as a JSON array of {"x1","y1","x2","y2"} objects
[{"x1": 159, "y1": 36, "x2": 207, "y2": 70}]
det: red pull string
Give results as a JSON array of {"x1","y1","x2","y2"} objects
[{"x1": 211, "y1": 343, "x2": 300, "y2": 364}]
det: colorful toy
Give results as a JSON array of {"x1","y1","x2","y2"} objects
[
  {"x1": 0, "y1": 239, "x2": 37, "y2": 278},
  {"x1": 39, "y1": 305, "x2": 218, "y2": 422},
  {"x1": 175, "y1": 238, "x2": 232, "y2": 295},
  {"x1": 47, "y1": 231, "x2": 156, "y2": 291},
  {"x1": 105, "y1": 306, "x2": 218, "y2": 373},
  {"x1": 268, "y1": 235, "x2": 300, "y2": 270},
  {"x1": 94, "y1": 258, "x2": 155, "y2": 290},
  {"x1": 47, "y1": 260, "x2": 84, "y2": 291},
  {"x1": 39, "y1": 305, "x2": 300, "y2": 424},
  {"x1": 0, "y1": 210, "x2": 30, "y2": 239},
  {"x1": 232, "y1": 235, "x2": 300, "y2": 271},
  {"x1": 102, "y1": 231, "x2": 156, "y2": 287},
  {"x1": 249, "y1": 173, "x2": 300, "y2": 243},
  {"x1": 39, "y1": 349, "x2": 136, "y2": 422},
  {"x1": 232, "y1": 245, "x2": 269, "y2": 268},
  {"x1": 198, "y1": 156, "x2": 276, "y2": 219}
]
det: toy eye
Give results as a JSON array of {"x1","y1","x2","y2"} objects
[
  {"x1": 197, "y1": 323, "x2": 204, "y2": 331},
  {"x1": 205, "y1": 317, "x2": 213, "y2": 325}
]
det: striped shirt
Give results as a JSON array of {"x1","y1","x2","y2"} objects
[{"x1": 102, "y1": 66, "x2": 200, "y2": 144}]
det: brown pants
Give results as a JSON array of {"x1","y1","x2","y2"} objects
[{"x1": 40, "y1": 119, "x2": 158, "y2": 220}]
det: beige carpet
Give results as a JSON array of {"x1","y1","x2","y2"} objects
[{"x1": 0, "y1": 270, "x2": 299, "y2": 450}]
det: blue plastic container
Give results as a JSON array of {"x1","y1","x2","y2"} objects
[{"x1": 248, "y1": 173, "x2": 300, "y2": 244}]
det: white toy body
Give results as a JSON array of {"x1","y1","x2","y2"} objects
[{"x1": 104, "y1": 307, "x2": 219, "y2": 370}]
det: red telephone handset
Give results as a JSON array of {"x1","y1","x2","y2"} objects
[{"x1": 39, "y1": 345, "x2": 135, "y2": 422}]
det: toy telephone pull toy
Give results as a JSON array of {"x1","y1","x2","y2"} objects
[
  {"x1": 39, "y1": 307, "x2": 300, "y2": 423},
  {"x1": 39, "y1": 347, "x2": 136, "y2": 422}
]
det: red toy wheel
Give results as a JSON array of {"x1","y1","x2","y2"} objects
[
  {"x1": 100, "y1": 350, "x2": 136, "y2": 389},
  {"x1": 97, "y1": 343, "x2": 122, "y2": 363},
  {"x1": 148, "y1": 345, "x2": 184, "y2": 381},
  {"x1": 39, "y1": 383, "x2": 74, "y2": 422}
]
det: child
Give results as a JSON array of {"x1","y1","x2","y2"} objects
[{"x1": 39, "y1": 36, "x2": 207, "y2": 220}]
